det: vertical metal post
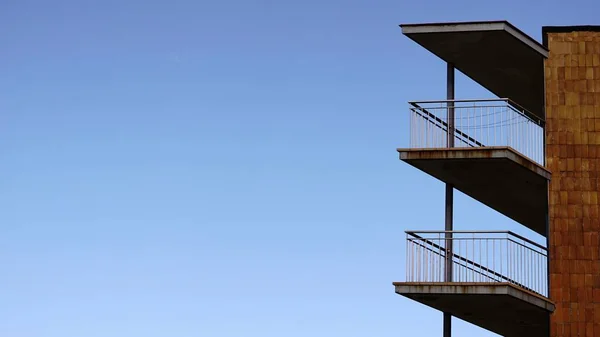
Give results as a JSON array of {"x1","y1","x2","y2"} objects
[
  {"x1": 443, "y1": 63, "x2": 455, "y2": 337},
  {"x1": 447, "y1": 64, "x2": 455, "y2": 149}
]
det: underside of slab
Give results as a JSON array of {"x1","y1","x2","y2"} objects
[
  {"x1": 394, "y1": 282, "x2": 554, "y2": 337},
  {"x1": 400, "y1": 21, "x2": 547, "y2": 121},
  {"x1": 397, "y1": 147, "x2": 550, "y2": 236}
]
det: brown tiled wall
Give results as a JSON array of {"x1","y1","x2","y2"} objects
[{"x1": 546, "y1": 31, "x2": 600, "y2": 337}]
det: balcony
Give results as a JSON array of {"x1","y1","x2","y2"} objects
[
  {"x1": 394, "y1": 230, "x2": 554, "y2": 337},
  {"x1": 397, "y1": 99, "x2": 551, "y2": 236},
  {"x1": 400, "y1": 21, "x2": 548, "y2": 120}
]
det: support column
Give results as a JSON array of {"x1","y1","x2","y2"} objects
[{"x1": 443, "y1": 63, "x2": 455, "y2": 337}]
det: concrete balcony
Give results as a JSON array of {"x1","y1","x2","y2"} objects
[
  {"x1": 400, "y1": 21, "x2": 548, "y2": 120},
  {"x1": 394, "y1": 230, "x2": 554, "y2": 337},
  {"x1": 398, "y1": 99, "x2": 550, "y2": 236}
]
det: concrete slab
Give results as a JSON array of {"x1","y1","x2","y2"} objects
[
  {"x1": 400, "y1": 21, "x2": 547, "y2": 121},
  {"x1": 397, "y1": 147, "x2": 550, "y2": 236},
  {"x1": 394, "y1": 282, "x2": 554, "y2": 337}
]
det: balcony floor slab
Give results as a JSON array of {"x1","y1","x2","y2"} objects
[
  {"x1": 397, "y1": 146, "x2": 550, "y2": 236},
  {"x1": 394, "y1": 282, "x2": 554, "y2": 337}
]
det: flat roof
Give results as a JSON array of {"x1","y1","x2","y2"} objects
[
  {"x1": 400, "y1": 21, "x2": 547, "y2": 120},
  {"x1": 542, "y1": 25, "x2": 600, "y2": 47}
]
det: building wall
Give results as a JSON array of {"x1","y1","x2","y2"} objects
[{"x1": 545, "y1": 30, "x2": 600, "y2": 337}]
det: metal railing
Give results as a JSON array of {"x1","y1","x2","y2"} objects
[
  {"x1": 408, "y1": 99, "x2": 544, "y2": 165},
  {"x1": 405, "y1": 230, "x2": 548, "y2": 297}
]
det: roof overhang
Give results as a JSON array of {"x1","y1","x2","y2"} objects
[{"x1": 400, "y1": 21, "x2": 548, "y2": 121}]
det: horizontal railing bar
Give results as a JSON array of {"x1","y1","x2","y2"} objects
[
  {"x1": 408, "y1": 99, "x2": 543, "y2": 125},
  {"x1": 408, "y1": 237, "x2": 547, "y2": 257},
  {"x1": 507, "y1": 238, "x2": 548, "y2": 256},
  {"x1": 415, "y1": 105, "x2": 517, "y2": 110},
  {"x1": 409, "y1": 98, "x2": 513, "y2": 104},
  {"x1": 405, "y1": 230, "x2": 546, "y2": 251}
]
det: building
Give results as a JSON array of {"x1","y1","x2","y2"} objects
[{"x1": 394, "y1": 21, "x2": 600, "y2": 337}]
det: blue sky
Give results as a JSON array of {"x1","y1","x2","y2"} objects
[{"x1": 1, "y1": 1, "x2": 598, "y2": 336}]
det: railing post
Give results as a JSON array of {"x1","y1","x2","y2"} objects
[{"x1": 447, "y1": 66, "x2": 455, "y2": 148}]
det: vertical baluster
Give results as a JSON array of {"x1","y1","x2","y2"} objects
[
  {"x1": 518, "y1": 241, "x2": 522, "y2": 286},
  {"x1": 406, "y1": 235, "x2": 409, "y2": 281},
  {"x1": 481, "y1": 105, "x2": 485, "y2": 145},
  {"x1": 436, "y1": 233, "x2": 440, "y2": 282},
  {"x1": 411, "y1": 237, "x2": 415, "y2": 282},
  {"x1": 418, "y1": 239, "x2": 421, "y2": 282},
  {"x1": 493, "y1": 104, "x2": 497, "y2": 146},
  {"x1": 425, "y1": 113, "x2": 428, "y2": 148},
  {"x1": 512, "y1": 239, "x2": 516, "y2": 285},
  {"x1": 464, "y1": 238, "x2": 468, "y2": 282},
  {"x1": 425, "y1": 238, "x2": 428, "y2": 282},
  {"x1": 529, "y1": 244, "x2": 532, "y2": 291},
  {"x1": 500, "y1": 236, "x2": 503, "y2": 281},
  {"x1": 463, "y1": 238, "x2": 466, "y2": 282},
  {"x1": 500, "y1": 106, "x2": 503, "y2": 147},
  {"x1": 492, "y1": 238, "x2": 495, "y2": 282},
  {"x1": 417, "y1": 111, "x2": 420, "y2": 148},
  {"x1": 430, "y1": 238, "x2": 433, "y2": 282},
  {"x1": 464, "y1": 236, "x2": 467, "y2": 282},
  {"x1": 433, "y1": 109, "x2": 437, "y2": 148},
  {"x1": 466, "y1": 105, "x2": 470, "y2": 146},
  {"x1": 507, "y1": 107, "x2": 510, "y2": 148},
  {"x1": 410, "y1": 238, "x2": 413, "y2": 281},
  {"x1": 411, "y1": 238, "x2": 414, "y2": 282},
  {"x1": 524, "y1": 119, "x2": 535, "y2": 159},
  {"x1": 427, "y1": 113, "x2": 430, "y2": 148},
  {"x1": 479, "y1": 236, "x2": 482, "y2": 282},
  {"x1": 472, "y1": 233, "x2": 475, "y2": 282},
  {"x1": 454, "y1": 238, "x2": 458, "y2": 281},
  {"x1": 418, "y1": 240, "x2": 422, "y2": 281},
  {"x1": 408, "y1": 238, "x2": 411, "y2": 281},
  {"x1": 411, "y1": 108, "x2": 414, "y2": 147},
  {"x1": 487, "y1": 106, "x2": 490, "y2": 145},
  {"x1": 439, "y1": 235, "x2": 442, "y2": 283},
  {"x1": 415, "y1": 239, "x2": 418, "y2": 281},
  {"x1": 509, "y1": 239, "x2": 512, "y2": 284},
  {"x1": 509, "y1": 108, "x2": 512, "y2": 149},
  {"x1": 540, "y1": 250, "x2": 543, "y2": 295},
  {"x1": 433, "y1": 235, "x2": 436, "y2": 282},
  {"x1": 428, "y1": 238, "x2": 431, "y2": 282},
  {"x1": 516, "y1": 110, "x2": 519, "y2": 153},
  {"x1": 419, "y1": 107, "x2": 421, "y2": 148},
  {"x1": 482, "y1": 238, "x2": 486, "y2": 281},
  {"x1": 426, "y1": 236, "x2": 430, "y2": 282},
  {"x1": 521, "y1": 242, "x2": 527, "y2": 284},
  {"x1": 488, "y1": 238, "x2": 491, "y2": 281},
  {"x1": 514, "y1": 240, "x2": 518, "y2": 285},
  {"x1": 420, "y1": 111, "x2": 424, "y2": 148}
]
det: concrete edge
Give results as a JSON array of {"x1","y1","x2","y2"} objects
[
  {"x1": 396, "y1": 146, "x2": 551, "y2": 180},
  {"x1": 392, "y1": 282, "x2": 555, "y2": 312}
]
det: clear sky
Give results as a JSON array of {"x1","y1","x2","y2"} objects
[{"x1": 1, "y1": 1, "x2": 598, "y2": 336}]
